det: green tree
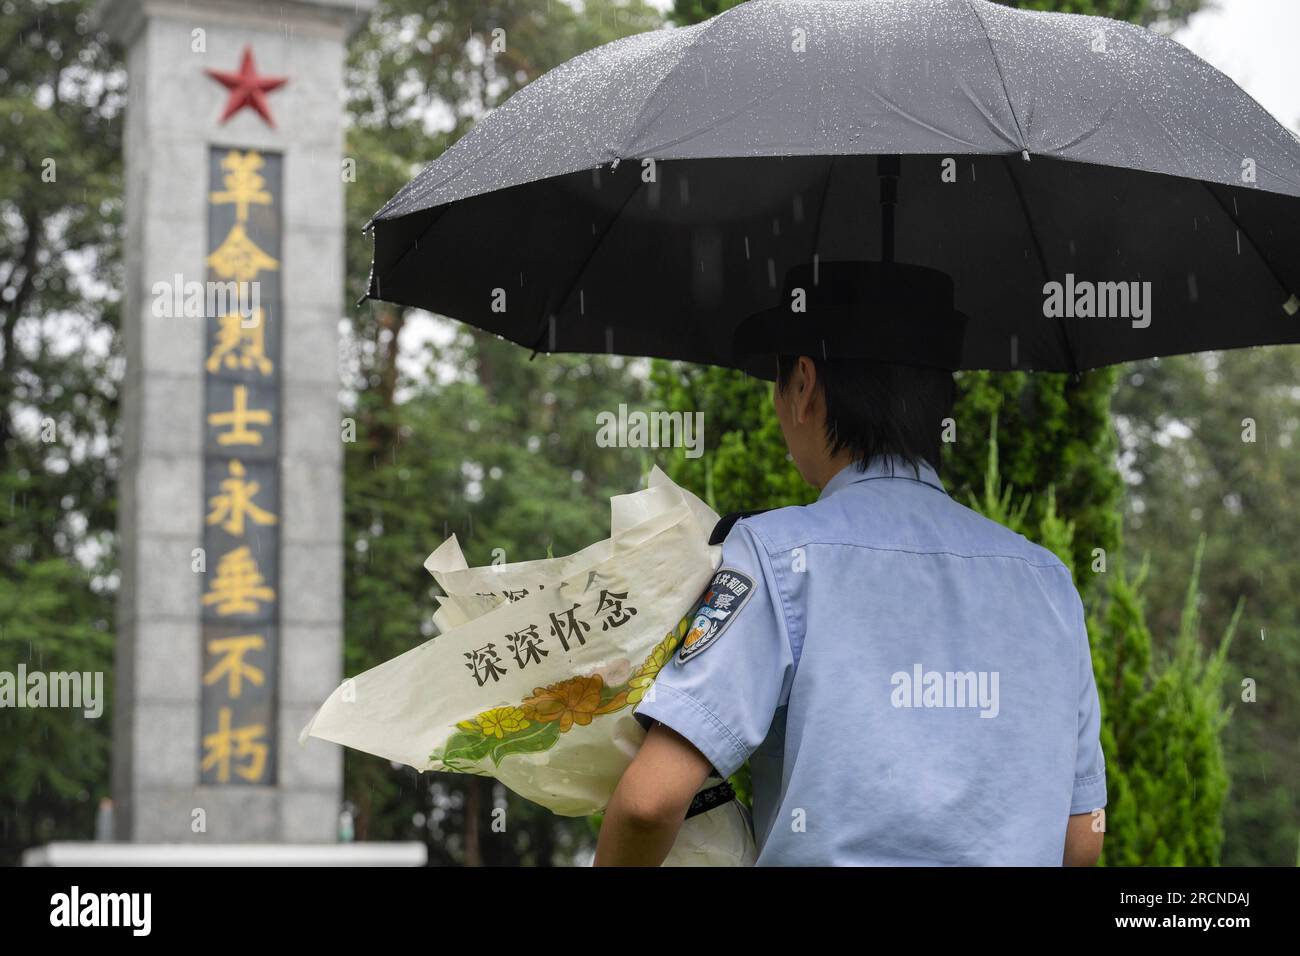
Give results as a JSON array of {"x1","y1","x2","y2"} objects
[
  {"x1": 1112, "y1": 350, "x2": 1300, "y2": 865},
  {"x1": 0, "y1": 0, "x2": 122, "y2": 866},
  {"x1": 1087, "y1": 540, "x2": 1239, "y2": 865}
]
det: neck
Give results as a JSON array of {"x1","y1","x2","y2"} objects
[{"x1": 810, "y1": 450, "x2": 857, "y2": 490}]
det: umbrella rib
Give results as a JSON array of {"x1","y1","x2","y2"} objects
[
  {"x1": 370, "y1": 126, "x2": 529, "y2": 231},
  {"x1": 808, "y1": 155, "x2": 837, "y2": 272},
  {"x1": 960, "y1": 0, "x2": 1029, "y2": 153},
  {"x1": 772, "y1": 153, "x2": 838, "y2": 375},
  {"x1": 1000, "y1": 156, "x2": 1078, "y2": 375},
  {"x1": 1200, "y1": 181, "x2": 1297, "y2": 305},
  {"x1": 526, "y1": 170, "x2": 649, "y2": 357},
  {"x1": 616, "y1": 8, "x2": 739, "y2": 157},
  {"x1": 362, "y1": 203, "x2": 453, "y2": 305}
]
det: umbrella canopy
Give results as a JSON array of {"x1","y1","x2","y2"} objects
[{"x1": 360, "y1": 0, "x2": 1300, "y2": 374}]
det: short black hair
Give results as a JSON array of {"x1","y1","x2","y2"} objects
[{"x1": 775, "y1": 355, "x2": 955, "y2": 474}]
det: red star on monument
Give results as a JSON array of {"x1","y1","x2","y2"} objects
[{"x1": 206, "y1": 46, "x2": 287, "y2": 128}]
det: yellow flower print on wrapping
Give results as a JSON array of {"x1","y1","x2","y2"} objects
[
  {"x1": 434, "y1": 611, "x2": 694, "y2": 768},
  {"x1": 521, "y1": 675, "x2": 627, "y2": 733},
  {"x1": 627, "y1": 616, "x2": 689, "y2": 705},
  {"x1": 459, "y1": 706, "x2": 531, "y2": 739}
]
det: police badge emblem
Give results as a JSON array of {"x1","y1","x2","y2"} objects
[{"x1": 678, "y1": 568, "x2": 755, "y2": 664}]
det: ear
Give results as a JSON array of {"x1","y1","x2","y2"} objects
[{"x1": 793, "y1": 356, "x2": 819, "y2": 425}]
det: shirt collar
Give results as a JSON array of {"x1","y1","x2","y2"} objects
[{"x1": 817, "y1": 455, "x2": 948, "y2": 501}]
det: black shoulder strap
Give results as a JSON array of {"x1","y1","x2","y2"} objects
[{"x1": 709, "y1": 509, "x2": 771, "y2": 545}]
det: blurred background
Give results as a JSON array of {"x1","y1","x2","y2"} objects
[{"x1": 1, "y1": 0, "x2": 1297, "y2": 866}]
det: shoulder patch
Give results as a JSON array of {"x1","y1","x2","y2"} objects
[{"x1": 678, "y1": 567, "x2": 756, "y2": 665}]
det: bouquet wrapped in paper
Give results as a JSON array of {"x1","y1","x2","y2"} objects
[{"x1": 300, "y1": 467, "x2": 756, "y2": 865}]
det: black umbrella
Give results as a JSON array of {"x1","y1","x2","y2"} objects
[{"x1": 360, "y1": 0, "x2": 1300, "y2": 374}]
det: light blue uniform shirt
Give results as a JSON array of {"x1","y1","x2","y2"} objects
[{"x1": 635, "y1": 455, "x2": 1107, "y2": 866}]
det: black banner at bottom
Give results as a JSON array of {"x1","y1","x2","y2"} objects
[{"x1": 1, "y1": 863, "x2": 1290, "y2": 940}]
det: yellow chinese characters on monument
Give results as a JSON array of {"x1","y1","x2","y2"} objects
[
  {"x1": 207, "y1": 309, "x2": 274, "y2": 376},
  {"x1": 201, "y1": 708, "x2": 270, "y2": 784},
  {"x1": 210, "y1": 150, "x2": 272, "y2": 223},
  {"x1": 207, "y1": 459, "x2": 278, "y2": 536},
  {"x1": 201, "y1": 146, "x2": 283, "y2": 786},
  {"x1": 201, "y1": 546, "x2": 276, "y2": 616},
  {"x1": 204, "y1": 634, "x2": 266, "y2": 698},
  {"x1": 208, "y1": 385, "x2": 272, "y2": 446},
  {"x1": 207, "y1": 224, "x2": 279, "y2": 283}
]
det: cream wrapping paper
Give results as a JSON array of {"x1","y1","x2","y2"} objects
[{"x1": 300, "y1": 467, "x2": 757, "y2": 866}]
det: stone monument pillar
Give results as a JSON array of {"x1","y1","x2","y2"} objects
[{"x1": 98, "y1": 0, "x2": 371, "y2": 845}]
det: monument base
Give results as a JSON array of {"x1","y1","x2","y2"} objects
[{"x1": 23, "y1": 842, "x2": 427, "y2": 867}]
